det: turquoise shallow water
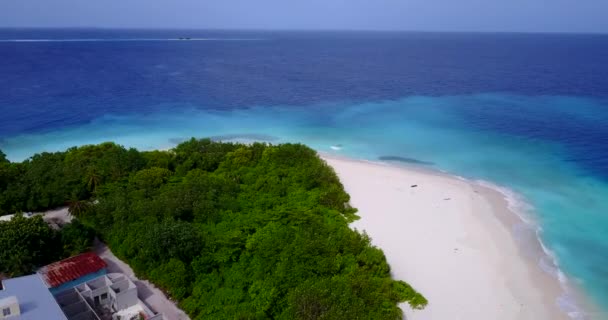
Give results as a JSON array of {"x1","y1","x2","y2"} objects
[{"x1": 2, "y1": 94, "x2": 608, "y2": 319}]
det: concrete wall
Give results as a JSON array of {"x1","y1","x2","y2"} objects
[
  {"x1": 55, "y1": 289, "x2": 81, "y2": 307},
  {"x1": 113, "y1": 288, "x2": 138, "y2": 311},
  {"x1": 53, "y1": 273, "x2": 163, "y2": 320},
  {"x1": 81, "y1": 277, "x2": 112, "y2": 308},
  {"x1": 55, "y1": 288, "x2": 100, "y2": 320},
  {"x1": 110, "y1": 280, "x2": 129, "y2": 294},
  {"x1": 62, "y1": 300, "x2": 90, "y2": 318},
  {"x1": 90, "y1": 287, "x2": 111, "y2": 307},
  {"x1": 49, "y1": 269, "x2": 107, "y2": 295}
]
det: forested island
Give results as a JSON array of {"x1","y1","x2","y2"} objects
[{"x1": 0, "y1": 139, "x2": 426, "y2": 319}]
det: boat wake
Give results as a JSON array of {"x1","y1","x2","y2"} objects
[{"x1": 0, "y1": 38, "x2": 264, "y2": 42}]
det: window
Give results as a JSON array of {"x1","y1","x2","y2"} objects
[
  {"x1": 100, "y1": 293, "x2": 108, "y2": 300},
  {"x1": 2, "y1": 308, "x2": 10, "y2": 316}
]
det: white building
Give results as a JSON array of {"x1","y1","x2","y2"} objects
[
  {"x1": 54, "y1": 273, "x2": 164, "y2": 320},
  {"x1": 0, "y1": 274, "x2": 68, "y2": 320}
]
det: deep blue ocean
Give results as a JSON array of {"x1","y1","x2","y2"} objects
[{"x1": 1, "y1": 29, "x2": 608, "y2": 319}]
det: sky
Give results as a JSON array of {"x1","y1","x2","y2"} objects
[{"x1": 1, "y1": 0, "x2": 608, "y2": 33}]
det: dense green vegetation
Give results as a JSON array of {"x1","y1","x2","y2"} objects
[
  {"x1": 0, "y1": 143, "x2": 143, "y2": 214},
  {"x1": 0, "y1": 215, "x2": 94, "y2": 277},
  {"x1": 0, "y1": 139, "x2": 426, "y2": 319}
]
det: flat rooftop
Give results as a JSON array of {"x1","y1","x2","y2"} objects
[{"x1": 0, "y1": 274, "x2": 67, "y2": 320}]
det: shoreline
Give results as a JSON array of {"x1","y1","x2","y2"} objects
[{"x1": 321, "y1": 153, "x2": 579, "y2": 320}]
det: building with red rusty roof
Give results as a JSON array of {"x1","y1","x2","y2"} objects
[
  {"x1": 37, "y1": 252, "x2": 107, "y2": 294},
  {"x1": 4, "y1": 252, "x2": 165, "y2": 319}
]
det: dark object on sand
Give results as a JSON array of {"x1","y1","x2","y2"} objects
[
  {"x1": 411, "y1": 185, "x2": 418, "y2": 188},
  {"x1": 379, "y1": 155, "x2": 434, "y2": 165}
]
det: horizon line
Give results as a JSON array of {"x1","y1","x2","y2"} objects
[{"x1": 0, "y1": 26, "x2": 607, "y2": 36}]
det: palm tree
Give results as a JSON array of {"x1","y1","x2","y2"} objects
[
  {"x1": 86, "y1": 170, "x2": 101, "y2": 194},
  {"x1": 67, "y1": 198, "x2": 90, "y2": 218}
]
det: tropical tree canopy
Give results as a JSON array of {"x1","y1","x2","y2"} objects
[
  {"x1": 0, "y1": 139, "x2": 426, "y2": 319},
  {"x1": 0, "y1": 214, "x2": 94, "y2": 277}
]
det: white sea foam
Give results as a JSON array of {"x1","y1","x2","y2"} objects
[
  {"x1": 475, "y1": 180, "x2": 535, "y2": 223},
  {"x1": 330, "y1": 145, "x2": 343, "y2": 151},
  {"x1": 474, "y1": 179, "x2": 591, "y2": 319},
  {"x1": 558, "y1": 292, "x2": 592, "y2": 320}
]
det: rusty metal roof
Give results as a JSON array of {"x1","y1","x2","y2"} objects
[{"x1": 37, "y1": 252, "x2": 107, "y2": 288}]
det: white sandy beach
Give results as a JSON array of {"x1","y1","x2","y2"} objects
[{"x1": 323, "y1": 156, "x2": 569, "y2": 320}]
